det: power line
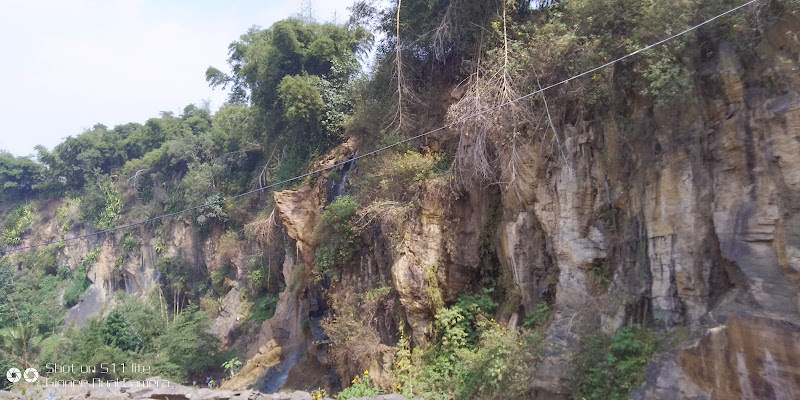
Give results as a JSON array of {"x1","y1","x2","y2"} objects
[{"x1": 0, "y1": 0, "x2": 760, "y2": 256}]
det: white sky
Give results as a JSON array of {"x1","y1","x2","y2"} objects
[{"x1": 0, "y1": 0, "x2": 359, "y2": 157}]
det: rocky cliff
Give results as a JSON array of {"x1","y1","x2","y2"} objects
[
  {"x1": 248, "y1": 13, "x2": 800, "y2": 399},
  {"x1": 4, "y1": 8, "x2": 800, "y2": 400}
]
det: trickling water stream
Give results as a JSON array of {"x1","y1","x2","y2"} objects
[
  {"x1": 256, "y1": 345, "x2": 306, "y2": 393},
  {"x1": 325, "y1": 154, "x2": 357, "y2": 206},
  {"x1": 123, "y1": 273, "x2": 134, "y2": 294}
]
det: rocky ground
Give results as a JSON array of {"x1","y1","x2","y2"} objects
[{"x1": 0, "y1": 378, "x2": 419, "y2": 400}]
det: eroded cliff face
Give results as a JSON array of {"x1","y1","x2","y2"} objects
[
  {"x1": 257, "y1": 14, "x2": 800, "y2": 399},
  {"x1": 11, "y1": 13, "x2": 799, "y2": 400},
  {"x1": 507, "y1": 16, "x2": 800, "y2": 397},
  {"x1": 248, "y1": 16, "x2": 800, "y2": 398}
]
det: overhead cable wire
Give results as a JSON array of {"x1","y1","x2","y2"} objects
[{"x1": 0, "y1": 0, "x2": 760, "y2": 255}]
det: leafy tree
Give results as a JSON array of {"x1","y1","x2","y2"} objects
[
  {"x1": 360, "y1": 0, "x2": 515, "y2": 89},
  {"x1": 0, "y1": 151, "x2": 44, "y2": 200},
  {"x1": 209, "y1": 104, "x2": 258, "y2": 153},
  {"x1": 101, "y1": 310, "x2": 143, "y2": 352},
  {"x1": 1, "y1": 319, "x2": 41, "y2": 368},
  {"x1": 158, "y1": 306, "x2": 219, "y2": 380},
  {"x1": 278, "y1": 74, "x2": 325, "y2": 126},
  {"x1": 124, "y1": 113, "x2": 180, "y2": 159},
  {"x1": 207, "y1": 19, "x2": 369, "y2": 153},
  {"x1": 114, "y1": 293, "x2": 166, "y2": 353},
  {"x1": 78, "y1": 173, "x2": 122, "y2": 229},
  {"x1": 36, "y1": 124, "x2": 127, "y2": 190}
]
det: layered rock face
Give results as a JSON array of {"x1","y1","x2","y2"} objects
[
  {"x1": 18, "y1": 13, "x2": 799, "y2": 400},
  {"x1": 510, "y1": 16, "x2": 800, "y2": 397},
  {"x1": 634, "y1": 315, "x2": 800, "y2": 400},
  {"x1": 247, "y1": 16, "x2": 800, "y2": 398},
  {"x1": 271, "y1": 15, "x2": 800, "y2": 399}
]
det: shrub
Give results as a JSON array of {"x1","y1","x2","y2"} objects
[
  {"x1": 215, "y1": 230, "x2": 241, "y2": 270},
  {"x1": 249, "y1": 293, "x2": 279, "y2": 323},
  {"x1": 122, "y1": 236, "x2": 137, "y2": 252},
  {"x1": 313, "y1": 196, "x2": 360, "y2": 278},
  {"x1": 338, "y1": 372, "x2": 381, "y2": 400},
  {"x1": 158, "y1": 305, "x2": 219, "y2": 381},
  {"x1": 0, "y1": 359, "x2": 13, "y2": 389},
  {"x1": 523, "y1": 301, "x2": 552, "y2": 329},
  {"x1": 64, "y1": 265, "x2": 91, "y2": 308},
  {"x1": 155, "y1": 240, "x2": 167, "y2": 254},
  {"x1": 79, "y1": 176, "x2": 122, "y2": 230},
  {"x1": 193, "y1": 192, "x2": 227, "y2": 236},
  {"x1": 322, "y1": 304, "x2": 392, "y2": 392},
  {"x1": 360, "y1": 286, "x2": 392, "y2": 304},
  {"x1": 455, "y1": 321, "x2": 541, "y2": 399},
  {"x1": 571, "y1": 324, "x2": 656, "y2": 400},
  {"x1": 353, "y1": 150, "x2": 449, "y2": 203},
  {"x1": 249, "y1": 268, "x2": 267, "y2": 291},
  {"x1": 102, "y1": 310, "x2": 143, "y2": 352},
  {"x1": 83, "y1": 248, "x2": 101, "y2": 265},
  {"x1": 20, "y1": 245, "x2": 59, "y2": 276},
  {"x1": 2, "y1": 204, "x2": 33, "y2": 246},
  {"x1": 114, "y1": 293, "x2": 166, "y2": 353},
  {"x1": 391, "y1": 290, "x2": 538, "y2": 400},
  {"x1": 210, "y1": 265, "x2": 232, "y2": 295}
]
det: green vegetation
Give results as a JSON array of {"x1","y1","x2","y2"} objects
[
  {"x1": 355, "y1": 150, "x2": 450, "y2": 204},
  {"x1": 313, "y1": 196, "x2": 360, "y2": 278},
  {"x1": 394, "y1": 291, "x2": 540, "y2": 400},
  {"x1": 38, "y1": 298, "x2": 224, "y2": 383},
  {"x1": 249, "y1": 293, "x2": 279, "y2": 323},
  {"x1": 571, "y1": 324, "x2": 657, "y2": 400},
  {"x1": 338, "y1": 372, "x2": 381, "y2": 400},
  {"x1": 0, "y1": 0, "x2": 790, "y2": 396},
  {"x1": 63, "y1": 264, "x2": 91, "y2": 308},
  {"x1": 0, "y1": 152, "x2": 44, "y2": 201},
  {"x1": 0, "y1": 359, "x2": 13, "y2": 389},
  {"x1": 122, "y1": 235, "x2": 137, "y2": 252},
  {"x1": 222, "y1": 357, "x2": 242, "y2": 378},
  {"x1": 79, "y1": 174, "x2": 122, "y2": 230},
  {"x1": 523, "y1": 301, "x2": 552, "y2": 329},
  {"x1": 2, "y1": 205, "x2": 33, "y2": 246}
]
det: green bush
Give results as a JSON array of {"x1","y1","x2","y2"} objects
[
  {"x1": 388, "y1": 290, "x2": 536, "y2": 400},
  {"x1": 360, "y1": 286, "x2": 392, "y2": 304},
  {"x1": 571, "y1": 324, "x2": 656, "y2": 400},
  {"x1": 84, "y1": 248, "x2": 101, "y2": 265},
  {"x1": 193, "y1": 192, "x2": 227, "y2": 237},
  {"x1": 79, "y1": 175, "x2": 122, "y2": 230},
  {"x1": 250, "y1": 293, "x2": 279, "y2": 323},
  {"x1": 122, "y1": 236, "x2": 137, "y2": 252},
  {"x1": 313, "y1": 196, "x2": 360, "y2": 278},
  {"x1": 0, "y1": 359, "x2": 14, "y2": 389},
  {"x1": 338, "y1": 372, "x2": 381, "y2": 400},
  {"x1": 158, "y1": 305, "x2": 220, "y2": 381},
  {"x1": 63, "y1": 265, "x2": 91, "y2": 308},
  {"x1": 114, "y1": 293, "x2": 166, "y2": 353},
  {"x1": 353, "y1": 150, "x2": 449, "y2": 203},
  {"x1": 2, "y1": 204, "x2": 33, "y2": 246},
  {"x1": 523, "y1": 302, "x2": 552, "y2": 329},
  {"x1": 102, "y1": 310, "x2": 143, "y2": 352},
  {"x1": 210, "y1": 265, "x2": 231, "y2": 295},
  {"x1": 20, "y1": 245, "x2": 59, "y2": 276}
]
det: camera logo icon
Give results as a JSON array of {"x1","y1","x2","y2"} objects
[
  {"x1": 6, "y1": 368, "x2": 20, "y2": 383},
  {"x1": 5, "y1": 367, "x2": 38, "y2": 383},
  {"x1": 23, "y1": 368, "x2": 38, "y2": 383}
]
